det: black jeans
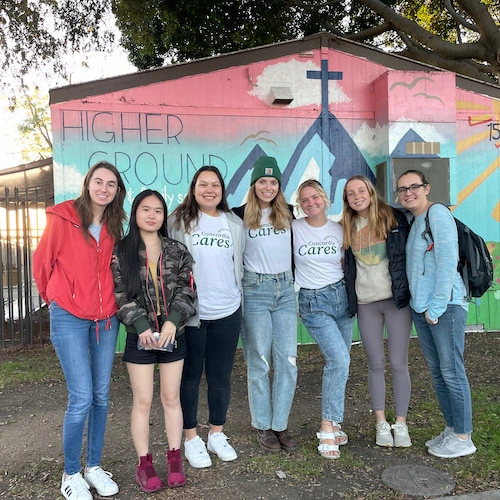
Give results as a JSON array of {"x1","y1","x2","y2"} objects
[{"x1": 181, "y1": 306, "x2": 242, "y2": 429}]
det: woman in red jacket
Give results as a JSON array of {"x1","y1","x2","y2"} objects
[{"x1": 33, "y1": 161, "x2": 126, "y2": 500}]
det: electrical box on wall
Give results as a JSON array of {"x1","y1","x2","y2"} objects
[{"x1": 376, "y1": 158, "x2": 450, "y2": 206}]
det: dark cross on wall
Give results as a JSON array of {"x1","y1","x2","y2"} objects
[{"x1": 306, "y1": 59, "x2": 343, "y2": 168}]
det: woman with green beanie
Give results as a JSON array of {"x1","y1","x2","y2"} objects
[{"x1": 233, "y1": 156, "x2": 298, "y2": 453}]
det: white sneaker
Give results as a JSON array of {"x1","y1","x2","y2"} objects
[
  {"x1": 184, "y1": 435, "x2": 212, "y2": 468},
  {"x1": 376, "y1": 421, "x2": 394, "y2": 447},
  {"x1": 84, "y1": 466, "x2": 119, "y2": 496},
  {"x1": 207, "y1": 432, "x2": 238, "y2": 461},
  {"x1": 61, "y1": 472, "x2": 92, "y2": 500},
  {"x1": 391, "y1": 421, "x2": 412, "y2": 447},
  {"x1": 425, "y1": 426, "x2": 454, "y2": 448},
  {"x1": 428, "y1": 432, "x2": 477, "y2": 458}
]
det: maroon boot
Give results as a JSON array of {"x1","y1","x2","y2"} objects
[
  {"x1": 135, "y1": 453, "x2": 163, "y2": 493},
  {"x1": 167, "y1": 448, "x2": 186, "y2": 488}
]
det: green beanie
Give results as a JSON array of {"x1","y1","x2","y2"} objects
[{"x1": 250, "y1": 156, "x2": 282, "y2": 185}]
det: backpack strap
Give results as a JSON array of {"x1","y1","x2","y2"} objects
[
  {"x1": 423, "y1": 202, "x2": 451, "y2": 243},
  {"x1": 462, "y1": 224, "x2": 473, "y2": 301},
  {"x1": 422, "y1": 203, "x2": 435, "y2": 247},
  {"x1": 423, "y1": 202, "x2": 468, "y2": 300}
]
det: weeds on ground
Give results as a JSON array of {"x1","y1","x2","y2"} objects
[{"x1": 0, "y1": 346, "x2": 61, "y2": 388}]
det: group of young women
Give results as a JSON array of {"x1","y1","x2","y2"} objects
[{"x1": 33, "y1": 159, "x2": 476, "y2": 499}]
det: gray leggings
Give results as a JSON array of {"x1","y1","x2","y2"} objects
[{"x1": 357, "y1": 299, "x2": 412, "y2": 417}]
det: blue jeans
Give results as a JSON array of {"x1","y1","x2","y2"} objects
[
  {"x1": 412, "y1": 305, "x2": 472, "y2": 434},
  {"x1": 50, "y1": 302, "x2": 119, "y2": 475},
  {"x1": 241, "y1": 270, "x2": 298, "y2": 431},
  {"x1": 181, "y1": 307, "x2": 242, "y2": 429},
  {"x1": 298, "y1": 280, "x2": 354, "y2": 423}
]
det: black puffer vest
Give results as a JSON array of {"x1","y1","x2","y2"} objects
[{"x1": 344, "y1": 207, "x2": 410, "y2": 317}]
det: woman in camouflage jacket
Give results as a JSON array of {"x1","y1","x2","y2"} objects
[{"x1": 112, "y1": 190, "x2": 196, "y2": 492}]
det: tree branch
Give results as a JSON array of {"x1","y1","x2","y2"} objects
[
  {"x1": 358, "y1": 0, "x2": 497, "y2": 65},
  {"x1": 456, "y1": 0, "x2": 500, "y2": 48},
  {"x1": 346, "y1": 22, "x2": 394, "y2": 42},
  {"x1": 443, "y1": 0, "x2": 478, "y2": 33},
  {"x1": 398, "y1": 31, "x2": 498, "y2": 83},
  {"x1": 321, "y1": 19, "x2": 344, "y2": 37}
]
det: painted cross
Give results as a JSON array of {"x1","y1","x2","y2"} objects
[{"x1": 307, "y1": 59, "x2": 343, "y2": 143}]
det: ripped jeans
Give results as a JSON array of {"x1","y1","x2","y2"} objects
[
  {"x1": 298, "y1": 280, "x2": 353, "y2": 423},
  {"x1": 241, "y1": 270, "x2": 298, "y2": 431}
]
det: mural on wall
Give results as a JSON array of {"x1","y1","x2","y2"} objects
[{"x1": 50, "y1": 48, "x2": 499, "y2": 295}]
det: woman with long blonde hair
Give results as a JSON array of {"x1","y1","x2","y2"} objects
[
  {"x1": 342, "y1": 175, "x2": 412, "y2": 448},
  {"x1": 233, "y1": 156, "x2": 298, "y2": 453}
]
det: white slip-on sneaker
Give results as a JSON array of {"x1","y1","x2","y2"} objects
[
  {"x1": 428, "y1": 433, "x2": 477, "y2": 458},
  {"x1": 425, "y1": 426, "x2": 454, "y2": 448}
]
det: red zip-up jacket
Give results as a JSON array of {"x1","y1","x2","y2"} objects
[{"x1": 33, "y1": 200, "x2": 118, "y2": 321}]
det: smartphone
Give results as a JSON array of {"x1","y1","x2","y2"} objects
[{"x1": 137, "y1": 332, "x2": 175, "y2": 352}]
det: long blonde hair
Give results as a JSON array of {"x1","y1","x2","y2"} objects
[
  {"x1": 244, "y1": 185, "x2": 292, "y2": 230},
  {"x1": 341, "y1": 175, "x2": 396, "y2": 249}
]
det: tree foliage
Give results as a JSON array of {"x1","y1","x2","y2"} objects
[
  {"x1": 0, "y1": 0, "x2": 116, "y2": 91},
  {"x1": 113, "y1": 0, "x2": 384, "y2": 66},
  {"x1": 12, "y1": 88, "x2": 52, "y2": 163},
  {"x1": 113, "y1": 0, "x2": 500, "y2": 84}
]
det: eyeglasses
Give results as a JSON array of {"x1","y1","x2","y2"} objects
[{"x1": 396, "y1": 183, "x2": 426, "y2": 195}]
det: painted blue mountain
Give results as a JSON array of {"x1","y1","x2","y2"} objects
[
  {"x1": 227, "y1": 111, "x2": 374, "y2": 212},
  {"x1": 282, "y1": 112, "x2": 374, "y2": 205},
  {"x1": 392, "y1": 129, "x2": 440, "y2": 157}
]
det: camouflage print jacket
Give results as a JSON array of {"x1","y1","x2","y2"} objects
[{"x1": 112, "y1": 237, "x2": 197, "y2": 336}]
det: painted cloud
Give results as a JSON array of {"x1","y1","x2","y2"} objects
[{"x1": 249, "y1": 59, "x2": 350, "y2": 108}]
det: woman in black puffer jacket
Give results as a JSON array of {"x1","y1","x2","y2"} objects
[{"x1": 342, "y1": 175, "x2": 412, "y2": 450}]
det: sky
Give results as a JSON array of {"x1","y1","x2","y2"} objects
[{"x1": 0, "y1": 44, "x2": 137, "y2": 170}]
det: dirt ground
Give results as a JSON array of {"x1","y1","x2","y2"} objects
[{"x1": 0, "y1": 331, "x2": 499, "y2": 500}]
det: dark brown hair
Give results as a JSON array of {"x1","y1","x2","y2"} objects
[
  {"x1": 73, "y1": 161, "x2": 127, "y2": 242},
  {"x1": 170, "y1": 166, "x2": 230, "y2": 233},
  {"x1": 397, "y1": 169, "x2": 429, "y2": 186}
]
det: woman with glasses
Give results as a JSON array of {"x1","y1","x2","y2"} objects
[
  {"x1": 292, "y1": 179, "x2": 354, "y2": 459},
  {"x1": 397, "y1": 170, "x2": 476, "y2": 459},
  {"x1": 34, "y1": 162, "x2": 126, "y2": 500},
  {"x1": 342, "y1": 175, "x2": 412, "y2": 448}
]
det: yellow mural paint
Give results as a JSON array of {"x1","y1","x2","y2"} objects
[
  {"x1": 457, "y1": 130, "x2": 490, "y2": 154},
  {"x1": 492, "y1": 200, "x2": 500, "y2": 223},
  {"x1": 457, "y1": 156, "x2": 500, "y2": 205}
]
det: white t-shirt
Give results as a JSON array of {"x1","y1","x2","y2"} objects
[
  {"x1": 292, "y1": 217, "x2": 344, "y2": 289},
  {"x1": 243, "y1": 207, "x2": 292, "y2": 274},
  {"x1": 191, "y1": 212, "x2": 241, "y2": 320}
]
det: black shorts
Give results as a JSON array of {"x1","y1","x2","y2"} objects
[{"x1": 122, "y1": 331, "x2": 187, "y2": 364}]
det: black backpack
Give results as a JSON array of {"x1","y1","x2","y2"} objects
[{"x1": 422, "y1": 203, "x2": 493, "y2": 301}]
